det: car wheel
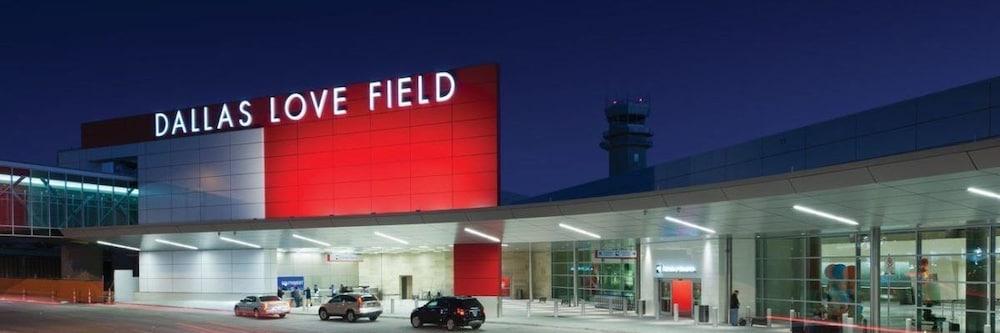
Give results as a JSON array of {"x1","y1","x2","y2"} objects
[
  {"x1": 369, "y1": 315, "x2": 378, "y2": 321},
  {"x1": 253, "y1": 309, "x2": 260, "y2": 319},
  {"x1": 345, "y1": 310, "x2": 357, "y2": 322},
  {"x1": 278, "y1": 314, "x2": 286, "y2": 319},
  {"x1": 446, "y1": 318, "x2": 457, "y2": 331},
  {"x1": 319, "y1": 308, "x2": 330, "y2": 321},
  {"x1": 234, "y1": 307, "x2": 240, "y2": 317},
  {"x1": 411, "y1": 316, "x2": 422, "y2": 328},
  {"x1": 471, "y1": 323, "x2": 482, "y2": 330}
]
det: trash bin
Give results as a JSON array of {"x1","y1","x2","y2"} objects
[{"x1": 698, "y1": 305, "x2": 711, "y2": 323}]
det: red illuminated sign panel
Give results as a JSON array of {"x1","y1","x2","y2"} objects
[
  {"x1": 264, "y1": 65, "x2": 499, "y2": 217},
  {"x1": 81, "y1": 64, "x2": 499, "y2": 217}
]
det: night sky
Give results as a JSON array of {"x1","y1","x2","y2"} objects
[{"x1": 4, "y1": 1, "x2": 1000, "y2": 196}]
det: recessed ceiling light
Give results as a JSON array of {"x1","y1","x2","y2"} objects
[
  {"x1": 464, "y1": 227, "x2": 501, "y2": 242},
  {"x1": 96, "y1": 240, "x2": 140, "y2": 251},
  {"x1": 154, "y1": 239, "x2": 198, "y2": 250},
  {"x1": 219, "y1": 235, "x2": 261, "y2": 249},
  {"x1": 558, "y1": 223, "x2": 601, "y2": 239},
  {"x1": 792, "y1": 205, "x2": 858, "y2": 226},
  {"x1": 292, "y1": 234, "x2": 330, "y2": 247},
  {"x1": 968, "y1": 187, "x2": 1000, "y2": 200},
  {"x1": 374, "y1": 231, "x2": 409, "y2": 245},
  {"x1": 663, "y1": 216, "x2": 717, "y2": 234}
]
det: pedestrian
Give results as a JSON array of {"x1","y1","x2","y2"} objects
[
  {"x1": 277, "y1": 288, "x2": 285, "y2": 299},
  {"x1": 730, "y1": 290, "x2": 741, "y2": 326},
  {"x1": 304, "y1": 286, "x2": 312, "y2": 308},
  {"x1": 292, "y1": 287, "x2": 302, "y2": 308}
]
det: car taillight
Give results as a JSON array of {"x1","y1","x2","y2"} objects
[{"x1": 456, "y1": 308, "x2": 465, "y2": 316}]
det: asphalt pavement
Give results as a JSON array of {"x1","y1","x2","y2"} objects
[{"x1": 0, "y1": 300, "x2": 584, "y2": 333}]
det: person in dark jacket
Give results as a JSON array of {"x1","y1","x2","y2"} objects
[
  {"x1": 277, "y1": 288, "x2": 285, "y2": 299},
  {"x1": 304, "y1": 286, "x2": 312, "y2": 308},
  {"x1": 730, "y1": 290, "x2": 741, "y2": 326}
]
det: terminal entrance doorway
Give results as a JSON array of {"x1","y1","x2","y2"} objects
[
  {"x1": 400, "y1": 275, "x2": 413, "y2": 299},
  {"x1": 657, "y1": 278, "x2": 701, "y2": 317}
]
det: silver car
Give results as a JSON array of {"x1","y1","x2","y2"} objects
[
  {"x1": 318, "y1": 294, "x2": 382, "y2": 322},
  {"x1": 234, "y1": 295, "x2": 290, "y2": 318}
]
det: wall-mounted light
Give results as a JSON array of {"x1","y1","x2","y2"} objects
[{"x1": 154, "y1": 239, "x2": 198, "y2": 250}]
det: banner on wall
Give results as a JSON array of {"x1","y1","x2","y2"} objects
[{"x1": 277, "y1": 276, "x2": 305, "y2": 290}]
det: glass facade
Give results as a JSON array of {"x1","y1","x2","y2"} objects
[
  {"x1": 551, "y1": 239, "x2": 637, "y2": 304},
  {"x1": 0, "y1": 164, "x2": 137, "y2": 236},
  {"x1": 757, "y1": 227, "x2": 1000, "y2": 333}
]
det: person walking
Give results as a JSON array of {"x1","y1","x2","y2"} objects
[
  {"x1": 730, "y1": 290, "x2": 741, "y2": 326},
  {"x1": 304, "y1": 286, "x2": 313, "y2": 308},
  {"x1": 292, "y1": 287, "x2": 302, "y2": 308}
]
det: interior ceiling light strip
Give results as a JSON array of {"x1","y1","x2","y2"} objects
[
  {"x1": 968, "y1": 187, "x2": 1000, "y2": 200},
  {"x1": 663, "y1": 216, "x2": 717, "y2": 234},
  {"x1": 292, "y1": 234, "x2": 330, "y2": 247},
  {"x1": 96, "y1": 240, "x2": 140, "y2": 251},
  {"x1": 374, "y1": 231, "x2": 409, "y2": 245},
  {"x1": 558, "y1": 223, "x2": 601, "y2": 239},
  {"x1": 463, "y1": 227, "x2": 501, "y2": 242},
  {"x1": 792, "y1": 205, "x2": 859, "y2": 226},
  {"x1": 219, "y1": 235, "x2": 261, "y2": 249},
  {"x1": 154, "y1": 238, "x2": 198, "y2": 250}
]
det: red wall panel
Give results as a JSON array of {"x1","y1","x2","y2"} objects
[
  {"x1": 264, "y1": 64, "x2": 498, "y2": 218},
  {"x1": 453, "y1": 243, "x2": 501, "y2": 296}
]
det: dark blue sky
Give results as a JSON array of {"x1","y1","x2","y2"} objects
[{"x1": 3, "y1": 1, "x2": 1000, "y2": 196}]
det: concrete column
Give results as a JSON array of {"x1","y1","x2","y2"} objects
[
  {"x1": 869, "y1": 228, "x2": 881, "y2": 329},
  {"x1": 572, "y1": 241, "x2": 579, "y2": 307}
]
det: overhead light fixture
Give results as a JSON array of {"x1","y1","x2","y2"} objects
[
  {"x1": 464, "y1": 227, "x2": 501, "y2": 242},
  {"x1": 663, "y1": 216, "x2": 717, "y2": 234},
  {"x1": 219, "y1": 235, "x2": 261, "y2": 249},
  {"x1": 558, "y1": 223, "x2": 601, "y2": 239},
  {"x1": 97, "y1": 240, "x2": 140, "y2": 252},
  {"x1": 968, "y1": 187, "x2": 1000, "y2": 200},
  {"x1": 501, "y1": 244, "x2": 510, "y2": 247},
  {"x1": 792, "y1": 205, "x2": 858, "y2": 226},
  {"x1": 154, "y1": 239, "x2": 198, "y2": 250},
  {"x1": 374, "y1": 231, "x2": 409, "y2": 245},
  {"x1": 292, "y1": 234, "x2": 330, "y2": 247}
]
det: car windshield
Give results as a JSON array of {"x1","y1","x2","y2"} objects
[
  {"x1": 459, "y1": 299, "x2": 483, "y2": 308},
  {"x1": 259, "y1": 296, "x2": 280, "y2": 302},
  {"x1": 362, "y1": 296, "x2": 377, "y2": 302}
]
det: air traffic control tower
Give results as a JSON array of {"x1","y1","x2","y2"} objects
[{"x1": 600, "y1": 98, "x2": 653, "y2": 177}]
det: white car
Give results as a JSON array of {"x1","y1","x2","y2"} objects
[{"x1": 235, "y1": 295, "x2": 290, "y2": 318}]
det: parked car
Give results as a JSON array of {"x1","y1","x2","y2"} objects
[
  {"x1": 318, "y1": 293, "x2": 382, "y2": 322},
  {"x1": 410, "y1": 296, "x2": 485, "y2": 331},
  {"x1": 234, "y1": 295, "x2": 290, "y2": 318}
]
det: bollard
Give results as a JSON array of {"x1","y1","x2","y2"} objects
[
  {"x1": 580, "y1": 301, "x2": 585, "y2": 315},
  {"x1": 905, "y1": 318, "x2": 912, "y2": 331},
  {"x1": 714, "y1": 307, "x2": 719, "y2": 327},
  {"x1": 844, "y1": 315, "x2": 854, "y2": 333},
  {"x1": 608, "y1": 299, "x2": 613, "y2": 315},
  {"x1": 527, "y1": 298, "x2": 531, "y2": 318},
  {"x1": 414, "y1": 299, "x2": 418, "y2": 309},
  {"x1": 390, "y1": 298, "x2": 395, "y2": 314},
  {"x1": 790, "y1": 309, "x2": 796, "y2": 333},
  {"x1": 497, "y1": 297, "x2": 502, "y2": 318},
  {"x1": 985, "y1": 324, "x2": 991, "y2": 333},
  {"x1": 73, "y1": 290, "x2": 77, "y2": 303},
  {"x1": 673, "y1": 303, "x2": 679, "y2": 322},
  {"x1": 22, "y1": 288, "x2": 26, "y2": 301},
  {"x1": 51, "y1": 290, "x2": 55, "y2": 302},
  {"x1": 554, "y1": 299, "x2": 560, "y2": 318},
  {"x1": 767, "y1": 308, "x2": 772, "y2": 327},
  {"x1": 87, "y1": 289, "x2": 92, "y2": 304}
]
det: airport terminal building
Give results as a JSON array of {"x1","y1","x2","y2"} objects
[{"x1": 6, "y1": 63, "x2": 1000, "y2": 332}]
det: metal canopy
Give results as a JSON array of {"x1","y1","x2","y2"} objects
[{"x1": 65, "y1": 137, "x2": 1000, "y2": 252}]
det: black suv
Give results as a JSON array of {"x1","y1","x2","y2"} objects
[{"x1": 410, "y1": 296, "x2": 485, "y2": 330}]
